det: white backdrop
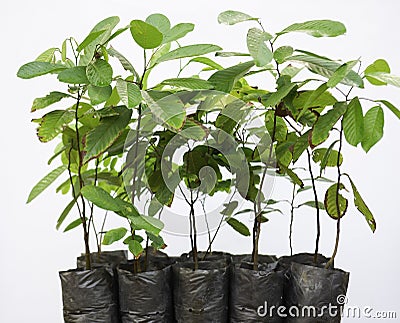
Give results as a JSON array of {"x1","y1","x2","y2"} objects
[{"x1": 1, "y1": 0, "x2": 400, "y2": 322}]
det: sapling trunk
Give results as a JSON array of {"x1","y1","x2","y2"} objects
[
  {"x1": 326, "y1": 123, "x2": 344, "y2": 269},
  {"x1": 191, "y1": 204, "x2": 199, "y2": 270},
  {"x1": 306, "y1": 149, "x2": 321, "y2": 264},
  {"x1": 74, "y1": 90, "x2": 91, "y2": 270},
  {"x1": 144, "y1": 237, "x2": 149, "y2": 272},
  {"x1": 252, "y1": 111, "x2": 277, "y2": 269},
  {"x1": 130, "y1": 103, "x2": 143, "y2": 274},
  {"x1": 289, "y1": 183, "x2": 296, "y2": 256},
  {"x1": 284, "y1": 118, "x2": 321, "y2": 263}
]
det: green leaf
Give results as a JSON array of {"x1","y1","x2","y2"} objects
[
  {"x1": 86, "y1": 59, "x2": 113, "y2": 87},
  {"x1": 265, "y1": 111, "x2": 287, "y2": 142},
  {"x1": 218, "y1": 10, "x2": 258, "y2": 25},
  {"x1": 221, "y1": 201, "x2": 239, "y2": 217},
  {"x1": 105, "y1": 26, "x2": 129, "y2": 44},
  {"x1": 17, "y1": 62, "x2": 66, "y2": 79},
  {"x1": 81, "y1": 185, "x2": 122, "y2": 211},
  {"x1": 364, "y1": 59, "x2": 390, "y2": 86},
  {"x1": 226, "y1": 218, "x2": 250, "y2": 236},
  {"x1": 116, "y1": 79, "x2": 142, "y2": 108},
  {"x1": 293, "y1": 89, "x2": 337, "y2": 110},
  {"x1": 160, "y1": 78, "x2": 214, "y2": 90},
  {"x1": 344, "y1": 174, "x2": 376, "y2": 232},
  {"x1": 127, "y1": 214, "x2": 164, "y2": 235},
  {"x1": 312, "y1": 102, "x2": 347, "y2": 146},
  {"x1": 114, "y1": 198, "x2": 141, "y2": 217},
  {"x1": 64, "y1": 217, "x2": 87, "y2": 232},
  {"x1": 361, "y1": 106, "x2": 384, "y2": 152},
  {"x1": 364, "y1": 72, "x2": 400, "y2": 88},
  {"x1": 262, "y1": 80, "x2": 297, "y2": 108},
  {"x1": 108, "y1": 46, "x2": 139, "y2": 78},
  {"x1": 292, "y1": 131, "x2": 310, "y2": 163},
  {"x1": 102, "y1": 227, "x2": 128, "y2": 245},
  {"x1": 77, "y1": 29, "x2": 107, "y2": 52},
  {"x1": 163, "y1": 23, "x2": 195, "y2": 43},
  {"x1": 247, "y1": 28, "x2": 273, "y2": 67},
  {"x1": 318, "y1": 140, "x2": 339, "y2": 173},
  {"x1": 142, "y1": 92, "x2": 186, "y2": 130},
  {"x1": 130, "y1": 20, "x2": 163, "y2": 49},
  {"x1": 273, "y1": 46, "x2": 294, "y2": 64},
  {"x1": 278, "y1": 20, "x2": 346, "y2": 37},
  {"x1": 48, "y1": 144, "x2": 68, "y2": 165},
  {"x1": 79, "y1": 16, "x2": 120, "y2": 66},
  {"x1": 147, "y1": 169, "x2": 176, "y2": 207},
  {"x1": 31, "y1": 92, "x2": 70, "y2": 112},
  {"x1": 189, "y1": 57, "x2": 223, "y2": 70},
  {"x1": 343, "y1": 97, "x2": 364, "y2": 146},
  {"x1": 298, "y1": 84, "x2": 329, "y2": 121},
  {"x1": 104, "y1": 87, "x2": 121, "y2": 107},
  {"x1": 88, "y1": 85, "x2": 112, "y2": 105},
  {"x1": 35, "y1": 48, "x2": 57, "y2": 62},
  {"x1": 208, "y1": 61, "x2": 255, "y2": 92},
  {"x1": 147, "y1": 232, "x2": 167, "y2": 249},
  {"x1": 84, "y1": 106, "x2": 132, "y2": 162},
  {"x1": 146, "y1": 13, "x2": 171, "y2": 35},
  {"x1": 58, "y1": 66, "x2": 89, "y2": 84},
  {"x1": 327, "y1": 60, "x2": 359, "y2": 88},
  {"x1": 56, "y1": 199, "x2": 76, "y2": 230},
  {"x1": 324, "y1": 183, "x2": 348, "y2": 219},
  {"x1": 215, "y1": 52, "x2": 251, "y2": 57},
  {"x1": 36, "y1": 110, "x2": 75, "y2": 142},
  {"x1": 299, "y1": 201, "x2": 325, "y2": 210},
  {"x1": 128, "y1": 239, "x2": 144, "y2": 257},
  {"x1": 282, "y1": 165, "x2": 304, "y2": 187},
  {"x1": 289, "y1": 54, "x2": 363, "y2": 87},
  {"x1": 61, "y1": 40, "x2": 67, "y2": 61},
  {"x1": 281, "y1": 65, "x2": 303, "y2": 78},
  {"x1": 157, "y1": 44, "x2": 222, "y2": 63},
  {"x1": 27, "y1": 165, "x2": 67, "y2": 203},
  {"x1": 148, "y1": 198, "x2": 163, "y2": 217},
  {"x1": 376, "y1": 100, "x2": 400, "y2": 120},
  {"x1": 312, "y1": 148, "x2": 342, "y2": 168}
]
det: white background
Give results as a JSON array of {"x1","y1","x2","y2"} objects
[{"x1": 1, "y1": 0, "x2": 400, "y2": 322}]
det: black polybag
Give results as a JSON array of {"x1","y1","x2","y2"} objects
[
  {"x1": 284, "y1": 262, "x2": 350, "y2": 322},
  {"x1": 230, "y1": 259, "x2": 284, "y2": 323},
  {"x1": 172, "y1": 261, "x2": 229, "y2": 323},
  {"x1": 76, "y1": 250, "x2": 128, "y2": 322},
  {"x1": 179, "y1": 250, "x2": 232, "y2": 264},
  {"x1": 76, "y1": 250, "x2": 128, "y2": 269},
  {"x1": 276, "y1": 253, "x2": 330, "y2": 273},
  {"x1": 59, "y1": 267, "x2": 119, "y2": 323},
  {"x1": 231, "y1": 254, "x2": 277, "y2": 264},
  {"x1": 118, "y1": 259, "x2": 174, "y2": 323}
]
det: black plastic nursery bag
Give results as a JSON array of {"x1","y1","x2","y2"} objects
[
  {"x1": 59, "y1": 267, "x2": 119, "y2": 323},
  {"x1": 172, "y1": 261, "x2": 229, "y2": 323}
]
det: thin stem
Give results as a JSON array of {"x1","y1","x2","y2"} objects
[
  {"x1": 252, "y1": 112, "x2": 277, "y2": 269},
  {"x1": 68, "y1": 38, "x2": 79, "y2": 65},
  {"x1": 326, "y1": 123, "x2": 344, "y2": 269},
  {"x1": 201, "y1": 197, "x2": 211, "y2": 250},
  {"x1": 289, "y1": 183, "x2": 296, "y2": 256},
  {"x1": 67, "y1": 146, "x2": 82, "y2": 219},
  {"x1": 190, "y1": 188, "x2": 198, "y2": 270},
  {"x1": 144, "y1": 237, "x2": 150, "y2": 272},
  {"x1": 306, "y1": 148, "x2": 321, "y2": 264},
  {"x1": 88, "y1": 158, "x2": 100, "y2": 252},
  {"x1": 203, "y1": 188, "x2": 238, "y2": 260},
  {"x1": 326, "y1": 82, "x2": 355, "y2": 268},
  {"x1": 284, "y1": 117, "x2": 321, "y2": 262},
  {"x1": 74, "y1": 90, "x2": 91, "y2": 270}
]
